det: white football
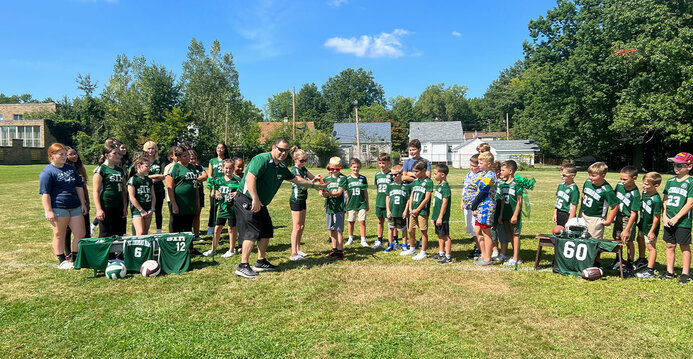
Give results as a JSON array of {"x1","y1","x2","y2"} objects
[
  {"x1": 140, "y1": 260, "x2": 161, "y2": 277},
  {"x1": 105, "y1": 262, "x2": 127, "y2": 279}
]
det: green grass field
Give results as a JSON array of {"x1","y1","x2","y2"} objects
[{"x1": 2, "y1": 165, "x2": 692, "y2": 358}]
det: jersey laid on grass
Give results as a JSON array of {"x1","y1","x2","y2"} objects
[
  {"x1": 74, "y1": 236, "x2": 117, "y2": 270},
  {"x1": 239, "y1": 152, "x2": 295, "y2": 206},
  {"x1": 551, "y1": 236, "x2": 618, "y2": 276},
  {"x1": 431, "y1": 181, "x2": 452, "y2": 223},
  {"x1": 169, "y1": 163, "x2": 198, "y2": 215},
  {"x1": 324, "y1": 174, "x2": 348, "y2": 214},
  {"x1": 96, "y1": 164, "x2": 125, "y2": 208},
  {"x1": 157, "y1": 233, "x2": 194, "y2": 274},
  {"x1": 581, "y1": 179, "x2": 618, "y2": 217},
  {"x1": 410, "y1": 177, "x2": 433, "y2": 216},
  {"x1": 127, "y1": 175, "x2": 154, "y2": 215},
  {"x1": 346, "y1": 175, "x2": 368, "y2": 211},
  {"x1": 500, "y1": 180, "x2": 524, "y2": 221},
  {"x1": 214, "y1": 175, "x2": 241, "y2": 219},
  {"x1": 388, "y1": 182, "x2": 409, "y2": 218},
  {"x1": 555, "y1": 182, "x2": 580, "y2": 213},
  {"x1": 663, "y1": 177, "x2": 693, "y2": 228},
  {"x1": 123, "y1": 237, "x2": 155, "y2": 271},
  {"x1": 615, "y1": 183, "x2": 641, "y2": 217},
  {"x1": 638, "y1": 192, "x2": 663, "y2": 235},
  {"x1": 290, "y1": 166, "x2": 309, "y2": 204},
  {"x1": 375, "y1": 171, "x2": 392, "y2": 208}
]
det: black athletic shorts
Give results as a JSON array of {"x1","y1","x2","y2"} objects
[
  {"x1": 290, "y1": 201, "x2": 307, "y2": 212},
  {"x1": 556, "y1": 210, "x2": 570, "y2": 227},
  {"x1": 234, "y1": 193, "x2": 273, "y2": 242},
  {"x1": 434, "y1": 223, "x2": 450, "y2": 237},
  {"x1": 215, "y1": 216, "x2": 236, "y2": 227},
  {"x1": 663, "y1": 225, "x2": 692, "y2": 245}
]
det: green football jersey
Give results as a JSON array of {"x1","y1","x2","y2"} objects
[
  {"x1": 639, "y1": 191, "x2": 663, "y2": 234},
  {"x1": 239, "y1": 152, "x2": 295, "y2": 206},
  {"x1": 387, "y1": 182, "x2": 409, "y2": 218},
  {"x1": 123, "y1": 237, "x2": 155, "y2": 271},
  {"x1": 346, "y1": 175, "x2": 368, "y2": 211},
  {"x1": 168, "y1": 163, "x2": 198, "y2": 216},
  {"x1": 290, "y1": 166, "x2": 309, "y2": 204},
  {"x1": 501, "y1": 180, "x2": 524, "y2": 221},
  {"x1": 663, "y1": 176, "x2": 693, "y2": 228},
  {"x1": 581, "y1": 179, "x2": 618, "y2": 217},
  {"x1": 555, "y1": 182, "x2": 580, "y2": 212},
  {"x1": 127, "y1": 175, "x2": 154, "y2": 215},
  {"x1": 431, "y1": 181, "x2": 452, "y2": 223},
  {"x1": 149, "y1": 158, "x2": 165, "y2": 192},
  {"x1": 75, "y1": 236, "x2": 117, "y2": 270},
  {"x1": 207, "y1": 157, "x2": 224, "y2": 189},
  {"x1": 494, "y1": 182, "x2": 504, "y2": 222},
  {"x1": 614, "y1": 183, "x2": 641, "y2": 217},
  {"x1": 214, "y1": 175, "x2": 240, "y2": 219},
  {"x1": 410, "y1": 177, "x2": 433, "y2": 216},
  {"x1": 374, "y1": 171, "x2": 392, "y2": 208},
  {"x1": 157, "y1": 233, "x2": 194, "y2": 274},
  {"x1": 324, "y1": 174, "x2": 348, "y2": 214},
  {"x1": 551, "y1": 236, "x2": 616, "y2": 276},
  {"x1": 96, "y1": 164, "x2": 125, "y2": 208}
]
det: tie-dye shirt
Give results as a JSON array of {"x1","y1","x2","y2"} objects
[{"x1": 474, "y1": 170, "x2": 498, "y2": 226}]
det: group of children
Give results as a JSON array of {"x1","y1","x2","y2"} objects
[{"x1": 553, "y1": 152, "x2": 693, "y2": 283}]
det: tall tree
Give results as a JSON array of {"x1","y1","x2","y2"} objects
[
  {"x1": 296, "y1": 83, "x2": 326, "y2": 124},
  {"x1": 321, "y1": 68, "x2": 385, "y2": 131}
]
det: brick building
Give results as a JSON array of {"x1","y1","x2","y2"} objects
[{"x1": 0, "y1": 103, "x2": 58, "y2": 164}]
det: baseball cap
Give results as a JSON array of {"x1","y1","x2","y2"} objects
[{"x1": 667, "y1": 152, "x2": 693, "y2": 165}]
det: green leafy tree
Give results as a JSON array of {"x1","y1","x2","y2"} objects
[
  {"x1": 266, "y1": 90, "x2": 293, "y2": 121},
  {"x1": 296, "y1": 83, "x2": 326, "y2": 124},
  {"x1": 301, "y1": 129, "x2": 340, "y2": 167},
  {"x1": 321, "y1": 68, "x2": 385, "y2": 131}
]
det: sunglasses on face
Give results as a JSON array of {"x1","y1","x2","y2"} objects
[
  {"x1": 561, "y1": 173, "x2": 573, "y2": 177},
  {"x1": 275, "y1": 146, "x2": 290, "y2": 153},
  {"x1": 675, "y1": 163, "x2": 688, "y2": 168},
  {"x1": 298, "y1": 159, "x2": 307, "y2": 163}
]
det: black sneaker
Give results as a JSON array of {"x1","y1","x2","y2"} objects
[
  {"x1": 326, "y1": 249, "x2": 337, "y2": 258},
  {"x1": 235, "y1": 263, "x2": 258, "y2": 279},
  {"x1": 335, "y1": 251, "x2": 344, "y2": 260},
  {"x1": 679, "y1": 274, "x2": 691, "y2": 284},
  {"x1": 607, "y1": 260, "x2": 621, "y2": 270},
  {"x1": 467, "y1": 246, "x2": 480, "y2": 259},
  {"x1": 635, "y1": 268, "x2": 656, "y2": 279},
  {"x1": 659, "y1": 271, "x2": 676, "y2": 280},
  {"x1": 252, "y1": 259, "x2": 278, "y2": 272},
  {"x1": 634, "y1": 257, "x2": 648, "y2": 268},
  {"x1": 438, "y1": 257, "x2": 452, "y2": 265},
  {"x1": 431, "y1": 253, "x2": 443, "y2": 261}
]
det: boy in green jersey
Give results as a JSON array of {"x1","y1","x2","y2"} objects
[
  {"x1": 431, "y1": 164, "x2": 452, "y2": 264},
  {"x1": 405, "y1": 160, "x2": 433, "y2": 260},
  {"x1": 385, "y1": 165, "x2": 409, "y2": 252},
  {"x1": 497, "y1": 160, "x2": 524, "y2": 266},
  {"x1": 610, "y1": 166, "x2": 641, "y2": 271},
  {"x1": 661, "y1": 152, "x2": 693, "y2": 283},
  {"x1": 322, "y1": 156, "x2": 348, "y2": 260},
  {"x1": 373, "y1": 153, "x2": 392, "y2": 249},
  {"x1": 580, "y1": 162, "x2": 619, "y2": 267},
  {"x1": 635, "y1": 172, "x2": 663, "y2": 279},
  {"x1": 345, "y1": 158, "x2": 370, "y2": 247},
  {"x1": 554, "y1": 163, "x2": 579, "y2": 227}
]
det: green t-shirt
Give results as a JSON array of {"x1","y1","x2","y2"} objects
[
  {"x1": 551, "y1": 236, "x2": 618, "y2": 276},
  {"x1": 581, "y1": 179, "x2": 618, "y2": 217},
  {"x1": 75, "y1": 236, "x2": 116, "y2": 270},
  {"x1": 214, "y1": 175, "x2": 241, "y2": 219},
  {"x1": 374, "y1": 171, "x2": 392, "y2": 208},
  {"x1": 127, "y1": 175, "x2": 154, "y2": 215},
  {"x1": 168, "y1": 163, "x2": 198, "y2": 216},
  {"x1": 324, "y1": 173, "x2": 348, "y2": 214},
  {"x1": 615, "y1": 183, "x2": 641, "y2": 217},
  {"x1": 157, "y1": 233, "x2": 194, "y2": 274},
  {"x1": 149, "y1": 158, "x2": 165, "y2": 192},
  {"x1": 346, "y1": 174, "x2": 368, "y2": 211},
  {"x1": 410, "y1": 177, "x2": 433, "y2": 216},
  {"x1": 639, "y1": 191, "x2": 663, "y2": 234},
  {"x1": 555, "y1": 182, "x2": 580, "y2": 213},
  {"x1": 501, "y1": 180, "x2": 524, "y2": 221},
  {"x1": 290, "y1": 166, "x2": 309, "y2": 204},
  {"x1": 663, "y1": 176, "x2": 693, "y2": 228},
  {"x1": 207, "y1": 157, "x2": 224, "y2": 189},
  {"x1": 96, "y1": 164, "x2": 125, "y2": 209},
  {"x1": 431, "y1": 181, "x2": 452, "y2": 223},
  {"x1": 494, "y1": 183, "x2": 504, "y2": 222},
  {"x1": 123, "y1": 237, "x2": 154, "y2": 271},
  {"x1": 387, "y1": 182, "x2": 409, "y2": 218},
  {"x1": 239, "y1": 152, "x2": 295, "y2": 206}
]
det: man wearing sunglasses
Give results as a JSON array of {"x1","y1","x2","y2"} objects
[{"x1": 234, "y1": 138, "x2": 326, "y2": 279}]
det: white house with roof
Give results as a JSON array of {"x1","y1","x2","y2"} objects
[
  {"x1": 333, "y1": 122, "x2": 391, "y2": 164},
  {"x1": 451, "y1": 138, "x2": 541, "y2": 169},
  {"x1": 408, "y1": 121, "x2": 465, "y2": 164}
]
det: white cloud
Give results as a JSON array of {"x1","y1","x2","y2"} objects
[
  {"x1": 324, "y1": 29, "x2": 411, "y2": 58},
  {"x1": 451, "y1": 31, "x2": 462, "y2": 37},
  {"x1": 329, "y1": 0, "x2": 348, "y2": 6},
  {"x1": 231, "y1": 0, "x2": 288, "y2": 58}
]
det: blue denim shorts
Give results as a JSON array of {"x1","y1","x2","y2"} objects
[{"x1": 51, "y1": 207, "x2": 82, "y2": 218}]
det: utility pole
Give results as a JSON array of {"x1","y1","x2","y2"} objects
[
  {"x1": 506, "y1": 113, "x2": 509, "y2": 139},
  {"x1": 292, "y1": 86, "x2": 296, "y2": 140},
  {"x1": 225, "y1": 96, "x2": 230, "y2": 144},
  {"x1": 354, "y1": 100, "x2": 361, "y2": 159}
]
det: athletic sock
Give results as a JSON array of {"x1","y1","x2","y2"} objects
[
  {"x1": 439, "y1": 251, "x2": 445, "y2": 257},
  {"x1": 446, "y1": 254, "x2": 451, "y2": 259},
  {"x1": 348, "y1": 236, "x2": 353, "y2": 241},
  {"x1": 361, "y1": 236, "x2": 366, "y2": 241},
  {"x1": 57, "y1": 254, "x2": 66, "y2": 264}
]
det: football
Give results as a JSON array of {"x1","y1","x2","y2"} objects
[
  {"x1": 580, "y1": 267, "x2": 603, "y2": 281},
  {"x1": 105, "y1": 262, "x2": 127, "y2": 279},
  {"x1": 552, "y1": 225, "x2": 565, "y2": 236},
  {"x1": 140, "y1": 260, "x2": 161, "y2": 277}
]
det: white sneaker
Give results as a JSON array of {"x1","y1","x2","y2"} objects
[
  {"x1": 90, "y1": 223, "x2": 97, "y2": 235},
  {"x1": 57, "y1": 260, "x2": 74, "y2": 270},
  {"x1": 298, "y1": 250, "x2": 308, "y2": 257},
  {"x1": 345, "y1": 238, "x2": 353, "y2": 246},
  {"x1": 401, "y1": 248, "x2": 416, "y2": 256},
  {"x1": 360, "y1": 239, "x2": 369, "y2": 247},
  {"x1": 372, "y1": 240, "x2": 382, "y2": 249},
  {"x1": 221, "y1": 250, "x2": 235, "y2": 258},
  {"x1": 202, "y1": 250, "x2": 214, "y2": 257},
  {"x1": 289, "y1": 255, "x2": 306, "y2": 261},
  {"x1": 412, "y1": 251, "x2": 427, "y2": 261},
  {"x1": 491, "y1": 250, "x2": 499, "y2": 259}
]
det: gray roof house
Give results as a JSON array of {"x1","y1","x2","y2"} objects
[
  {"x1": 451, "y1": 138, "x2": 541, "y2": 168},
  {"x1": 333, "y1": 122, "x2": 391, "y2": 164},
  {"x1": 408, "y1": 121, "x2": 465, "y2": 164}
]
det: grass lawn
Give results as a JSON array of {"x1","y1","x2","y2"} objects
[{"x1": 1, "y1": 164, "x2": 692, "y2": 358}]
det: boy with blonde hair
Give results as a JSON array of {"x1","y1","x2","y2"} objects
[
  {"x1": 471, "y1": 151, "x2": 498, "y2": 265},
  {"x1": 554, "y1": 163, "x2": 579, "y2": 227},
  {"x1": 610, "y1": 165, "x2": 641, "y2": 271},
  {"x1": 580, "y1": 161, "x2": 619, "y2": 268},
  {"x1": 462, "y1": 154, "x2": 483, "y2": 259},
  {"x1": 661, "y1": 152, "x2": 693, "y2": 283},
  {"x1": 322, "y1": 156, "x2": 348, "y2": 260},
  {"x1": 635, "y1": 172, "x2": 663, "y2": 279}
]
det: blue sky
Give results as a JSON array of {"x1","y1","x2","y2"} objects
[{"x1": 1, "y1": 0, "x2": 558, "y2": 109}]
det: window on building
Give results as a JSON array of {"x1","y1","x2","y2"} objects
[
  {"x1": 423, "y1": 145, "x2": 428, "y2": 153},
  {"x1": 0, "y1": 114, "x2": 3, "y2": 121},
  {"x1": 0, "y1": 126, "x2": 41, "y2": 147},
  {"x1": 13, "y1": 114, "x2": 23, "y2": 121}
]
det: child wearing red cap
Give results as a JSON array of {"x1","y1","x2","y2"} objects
[{"x1": 661, "y1": 152, "x2": 693, "y2": 283}]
